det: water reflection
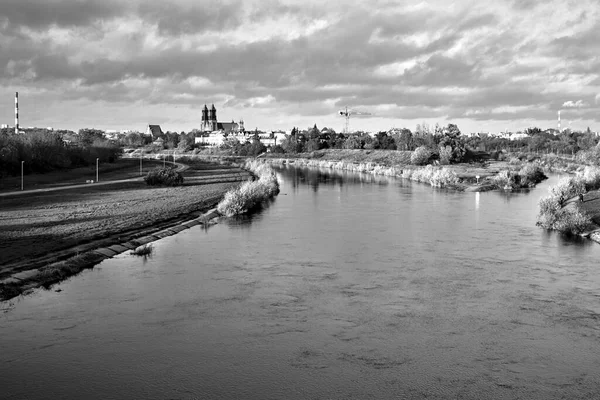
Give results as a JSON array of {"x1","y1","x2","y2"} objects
[{"x1": 279, "y1": 165, "x2": 395, "y2": 193}]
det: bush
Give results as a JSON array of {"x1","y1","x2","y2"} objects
[
  {"x1": 270, "y1": 145, "x2": 285, "y2": 154},
  {"x1": 411, "y1": 146, "x2": 431, "y2": 165},
  {"x1": 217, "y1": 161, "x2": 280, "y2": 216},
  {"x1": 536, "y1": 196, "x2": 592, "y2": 235},
  {"x1": 578, "y1": 166, "x2": 600, "y2": 190},
  {"x1": 549, "y1": 177, "x2": 585, "y2": 206},
  {"x1": 491, "y1": 170, "x2": 518, "y2": 189},
  {"x1": 144, "y1": 167, "x2": 184, "y2": 186},
  {"x1": 518, "y1": 164, "x2": 547, "y2": 187},
  {"x1": 430, "y1": 168, "x2": 459, "y2": 187}
]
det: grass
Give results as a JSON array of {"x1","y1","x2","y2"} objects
[
  {"x1": 0, "y1": 158, "x2": 165, "y2": 193},
  {"x1": 132, "y1": 244, "x2": 154, "y2": 256}
]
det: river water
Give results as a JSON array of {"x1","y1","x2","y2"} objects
[{"x1": 1, "y1": 166, "x2": 600, "y2": 399}]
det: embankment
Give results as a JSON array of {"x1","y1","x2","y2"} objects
[{"x1": 0, "y1": 163, "x2": 251, "y2": 301}]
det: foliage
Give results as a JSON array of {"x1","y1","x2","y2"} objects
[
  {"x1": 411, "y1": 146, "x2": 432, "y2": 165},
  {"x1": 144, "y1": 167, "x2": 184, "y2": 186},
  {"x1": 549, "y1": 177, "x2": 585, "y2": 206},
  {"x1": 437, "y1": 124, "x2": 467, "y2": 163},
  {"x1": 577, "y1": 166, "x2": 600, "y2": 190},
  {"x1": 491, "y1": 170, "x2": 518, "y2": 189},
  {"x1": 217, "y1": 161, "x2": 280, "y2": 217},
  {"x1": 518, "y1": 164, "x2": 547, "y2": 187},
  {"x1": 430, "y1": 168, "x2": 460, "y2": 187},
  {"x1": 438, "y1": 145, "x2": 452, "y2": 165},
  {"x1": 0, "y1": 129, "x2": 121, "y2": 178},
  {"x1": 270, "y1": 144, "x2": 285, "y2": 154},
  {"x1": 536, "y1": 196, "x2": 591, "y2": 235}
]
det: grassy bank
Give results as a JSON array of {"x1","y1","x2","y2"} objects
[{"x1": 263, "y1": 149, "x2": 547, "y2": 191}]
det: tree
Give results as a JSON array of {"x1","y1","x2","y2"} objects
[
  {"x1": 308, "y1": 124, "x2": 320, "y2": 140},
  {"x1": 438, "y1": 124, "x2": 467, "y2": 163},
  {"x1": 77, "y1": 128, "x2": 105, "y2": 147}
]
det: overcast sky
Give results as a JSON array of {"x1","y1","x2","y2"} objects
[{"x1": 0, "y1": 0, "x2": 598, "y2": 133}]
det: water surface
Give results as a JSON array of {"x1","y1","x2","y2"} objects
[{"x1": 2, "y1": 166, "x2": 599, "y2": 399}]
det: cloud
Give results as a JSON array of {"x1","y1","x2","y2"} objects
[
  {"x1": 562, "y1": 100, "x2": 587, "y2": 108},
  {"x1": 1, "y1": 0, "x2": 599, "y2": 132}
]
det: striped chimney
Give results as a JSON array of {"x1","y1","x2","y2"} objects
[{"x1": 15, "y1": 92, "x2": 19, "y2": 134}]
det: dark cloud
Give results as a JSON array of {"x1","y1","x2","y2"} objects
[
  {"x1": 0, "y1": 0, "x2": 126, "y2": 30},
  {"x1": 137, "y1": 0, "x2": 244, "y2": 36},
  {"x1": 401, "y1": 54, "x2": 481, "y2": 87}
]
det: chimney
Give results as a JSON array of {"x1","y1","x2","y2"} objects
[
  {"x1": 557, "y1": 110, "x2": 561, "y2": 132},
  {"x1": 15, "y1": 92, "x2": 19, "y2": 134}
]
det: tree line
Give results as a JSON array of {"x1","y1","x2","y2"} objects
[{"x1": 0, "y1": 128, "x2": 121, "y2": 178}]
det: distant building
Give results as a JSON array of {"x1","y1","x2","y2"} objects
[
  {"x1": 145, "y1": 124, "x2": 163, "y2": 139},
  {"x1": 200, "y1": 104, "x2": 243, "y2": 134}
]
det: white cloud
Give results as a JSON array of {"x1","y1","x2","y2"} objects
[{"x1": 562, "y1": 100, "x2": 587, "y2": 108}]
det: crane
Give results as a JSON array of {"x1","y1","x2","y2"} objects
[{"x1": 338, "y1": 107, "x2": 371, "y2": 134}]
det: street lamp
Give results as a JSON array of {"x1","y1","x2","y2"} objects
[
  {"x1": 21, "y1": 161, "x2": 24, "y2": 191},
  {"x1": 96, "y1": 158, "x2": 99, "y2": 182}
]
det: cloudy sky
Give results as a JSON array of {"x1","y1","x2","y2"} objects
[{"x1": 0, "y1": 0, "x2": 598, "y2": 133}]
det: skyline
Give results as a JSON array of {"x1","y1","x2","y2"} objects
[{"x1": 0, "y1": 0, "x2": 598, "y2": 133}]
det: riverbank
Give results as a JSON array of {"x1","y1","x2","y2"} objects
[
  {"x1": 261, "y1": 150, "x2": 531, "y2": 191},
  {"x1": 0, "y1": 160, "x2": 250, "y2": 300}
]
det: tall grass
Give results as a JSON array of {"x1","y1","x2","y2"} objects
[{"x1": 217, "y1": 160, "x2": 280, "y2": 217}]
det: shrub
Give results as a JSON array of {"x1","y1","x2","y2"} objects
[
  {"x1": 491, "y1": 170, "x2": 518, "y2": 189},
  {"x1": 518, "y1": 164, "x2": 547, "y2": 187},
  {"x1": 430, "y1": 168, "x2": 459, "y2": 188},
  {"x1": 217, "y1": 161, "x2": 280, "y2": 217},
  {"x1": 549, "y1": 177, "x2": 585, "y2": 206},
  {"x1": 270, "y1": 145, "x2": 285, "y2": 154},
  {"x1": 578, "y1": 166, "x2": 600, "y2": 190},
  {"x1": 536, "y1": 196, "x2": 592, "y2": 235},
  {"x1": 144, "y1": 167, "x2": 184, "y2": 186},
  {"x1": 411, "y1": 146, "x2": 431, "y2": 165}
]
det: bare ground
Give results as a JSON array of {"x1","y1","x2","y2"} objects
[{"x1": 0, "y1": 162, "x2": 250, "y2": 280}]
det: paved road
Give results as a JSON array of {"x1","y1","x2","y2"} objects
[{"x1": 0, "y1": 161, "x2": 188, "y2": 198}]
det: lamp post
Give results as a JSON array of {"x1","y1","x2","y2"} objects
[
  {"x1": 96, "y1": 158, "x2": 99, "y2": 182},
  {"x1": 21, "y1": 161, "x2": 24, "y2": 191}
]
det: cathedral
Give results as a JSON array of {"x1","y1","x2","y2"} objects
[{"x1": 201, "y1": 104, "x2": 244, "y2": 133}]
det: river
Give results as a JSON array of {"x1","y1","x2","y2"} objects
[{"x1": 1, "y1": 166, "x2": 599, "y2": 399}]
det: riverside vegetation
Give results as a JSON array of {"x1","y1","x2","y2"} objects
[
  {"x1": 217, "y1": 160, "x2": 280, "y2": 217},
  {"x1": 536, "y1": 166, "x2": 600, "y2": 235}
]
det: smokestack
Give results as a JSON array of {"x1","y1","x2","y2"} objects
[
  {"x1": 557, "y1": 110, "x2": 561, "y2": 132},
  {"x1": 14, "y1": 92, "x2": 19, "y2": 134}
]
